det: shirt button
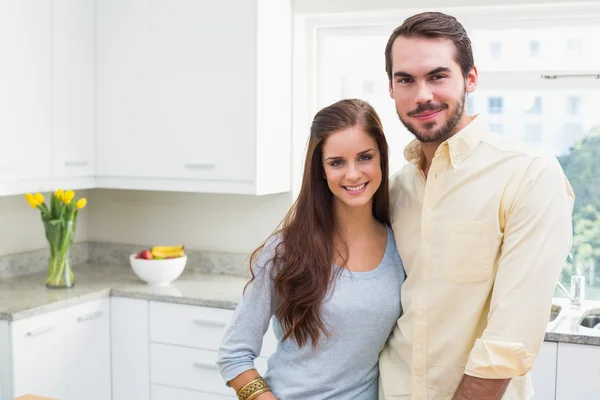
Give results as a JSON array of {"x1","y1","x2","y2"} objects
[{"x1": 416, "y1": 345, "x2": 423, "y2": 352}]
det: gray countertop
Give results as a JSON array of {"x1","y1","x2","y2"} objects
[
  {"x1": 0, "y1": 262, "x2": 247, "y2": 321},
  {"x1": 2, "y1": 263, "x2": 600, "y2": 347}
]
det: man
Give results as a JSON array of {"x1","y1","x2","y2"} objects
[{"x1": 379, "y1": 11, "x2": 575, "y2": 400}]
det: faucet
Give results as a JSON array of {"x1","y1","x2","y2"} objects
[{"x1": 557, "y1": 252, "x2": 585, "y2": 306}]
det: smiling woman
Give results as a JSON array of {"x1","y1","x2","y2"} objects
[{"x1": 216, "y1": 99, "x2": 406, "y2": 400}]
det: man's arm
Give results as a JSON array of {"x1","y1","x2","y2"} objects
[
  {"x1": 455, "y1": 155, "x2": 574, "y2": 400},
  {"x1": 453, "y1": 375, "x2": 510, "y2": 400}
]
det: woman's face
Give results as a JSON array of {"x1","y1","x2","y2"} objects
[{"x1": 321, "y1": 126, "x2": 382, "y2": 211}]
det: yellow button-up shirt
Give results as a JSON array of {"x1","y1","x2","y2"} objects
[{"x1": 379, "y1": 115, "x2": 575, "y2": 400}]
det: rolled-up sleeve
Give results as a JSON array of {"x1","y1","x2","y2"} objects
[
  {"x1": 465, "y1": 155, "x2": 574, "y2": 379},
  {"x1": 216, "y1": 237, "x2": 280, "y2": 383}
]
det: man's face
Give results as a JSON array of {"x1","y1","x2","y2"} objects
[{"x1": 388, "y1": 36, "x2": 477, "y2": 144}]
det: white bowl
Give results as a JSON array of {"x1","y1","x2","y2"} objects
[{"x1": 129, "y1": 254, "x2": 187, "y2": 286}]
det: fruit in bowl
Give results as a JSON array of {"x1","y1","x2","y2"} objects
[{"x1": 130, "y1": 245, "x2": 187, "y2": 286}]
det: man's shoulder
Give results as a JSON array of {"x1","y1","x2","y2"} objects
[
  {"x1": 480, "y1": 130, "x2": 547, "y2": 161},
  {"x1": 389, "y1": 163, "x2": 416, "y2": 194}
]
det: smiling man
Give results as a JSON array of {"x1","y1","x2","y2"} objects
[{"x1": 378, "y1": 12, "x2": 575, "y2": 400}]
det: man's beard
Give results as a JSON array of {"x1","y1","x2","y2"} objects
[{"x1": 398, "y1": 90, "x2": 467, "y2": 144}]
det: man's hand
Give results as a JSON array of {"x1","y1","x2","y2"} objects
[{"x1": 452, "y1": 375, "x2": 510, "y2": 400}]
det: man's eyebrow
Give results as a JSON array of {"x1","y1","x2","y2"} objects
[{"x1": 393, "y1": 67, "x2": 452, "y2": 78}]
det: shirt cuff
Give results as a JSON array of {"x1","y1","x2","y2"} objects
[{"x1": 464, "y1": 339, "x2": 536, "y2": 379}]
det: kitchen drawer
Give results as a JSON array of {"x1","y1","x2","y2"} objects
[
  {"x1": 149, "y1": 301, "x2": 278, "y2": 357},
  {"x1": 151, "y1": 384, "x2": 235, "y2": 400},
  {"x1": 150, "y1": 343, "x2": 268, "y2": 394},
  {"x1": 150, "y1": 301, "x2": 232, "y2": 350}
]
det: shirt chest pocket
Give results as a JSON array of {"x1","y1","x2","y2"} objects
[{"x1": 441, "y1": 221, "x2": 494, "y2": 283}]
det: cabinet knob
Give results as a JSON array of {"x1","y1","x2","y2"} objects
[
  {"x1": 193, "y1": 318, "x2": 226, "y2": 328},
  {"x1": 184, "y1": 162, "x2": 215, "y2": 170},
  {"x1": 25, "y1": 325, "x2": 56, "y2": 337},
  {"x1": 77, "y1": 311, "x2": 103, "y2": 322},
  {"x1": 192, "y1": 361, "x2": 217, "y2": 370},
  {"x1": 65, "y1": 160, "x2": 90, "y2": 167}
]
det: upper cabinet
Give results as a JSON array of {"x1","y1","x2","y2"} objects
[
  {"x1": 53, "y1": 0, "x2": 97, "y2": 182},
  {"x1": 0, "y1": 1, "x2": 53, "y2": 190},
  {"x1": 96, "y1": 0, "x2": 292, "y2": 195},
  {"x1": 0, "y1": 0, "x2": 291, "y2": 197},
  {"x1": 0, "y1": 0, "x2": 96, "y2": 196}
]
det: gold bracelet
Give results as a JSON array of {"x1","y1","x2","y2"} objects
[
  {"x1": 246, "y1": 387, "x2": 271, "y2": 400},
  {"x1": 237, "y1": 377, "x2": 271, "y2": 400}
]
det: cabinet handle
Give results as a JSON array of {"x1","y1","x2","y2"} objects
[
  {"x1": 184, "y1": 162, "x2": 215, "y2": 170},
  {"x1": 25, "y1": 325, "x2": 56, "y2": 337},
  {"x1": 193, "y1": 318, "x2": 226, "y2": 328},
  {"x1": 192, "y1": 361, "x2": 217, "y2": 370},
  {"x1": 65, "y1": 161, "x2": 89, "y2": 167},
  {"x1": 76, "y1": 311, "x2": 103, "y2": 322}
]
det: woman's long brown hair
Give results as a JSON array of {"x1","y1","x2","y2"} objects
[{"x1": 247, "y1": 99, "x2": 390, "y2": 348}]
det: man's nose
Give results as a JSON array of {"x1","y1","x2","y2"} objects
[{"x1": 415, "y1": 82, "x2": 434, "y2": 104}]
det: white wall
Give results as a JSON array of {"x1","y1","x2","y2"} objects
[
  {"x1": 293, "y1": 0, "x2": 590, "y2": 14},
  {"x1": 0, "y1": 191, "x2": 90, "y2": 257},
  {"x1": 87, "y1": 189, "x2": 292, "y2": 253}
]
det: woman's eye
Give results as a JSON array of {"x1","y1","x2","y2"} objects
[
  {"x1": 359, "y1": 154, "x2": 373, "y2": 161},
  {"x1": 330, "y1": 160, "x2": 343, "y2": 167}
]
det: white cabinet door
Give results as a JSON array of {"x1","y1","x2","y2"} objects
[
  {"x1": 0, "y1": 1, "x2": 53, "y2": 183},
  {"x1": 52, "y1": 0, "x2": 96, "y2": 179},
  {"x1": 147, "y1": 0, "x2": 255, "y2": 183},
  {"x1": 556, "y1": 342, "x2": 600, "y2": 400},
  {"x1": 0, "y1": 321, "x2": 10, "y2": 400},
  {"x1": 11, "y1": 309, "x2": 69, "y2": 399},
  {"x1": 96, "y1": 0, "x2": 153, "y2": 178},
  {"x1": 531, "y1": 341, "x2": 557, "y2": 400},
  {"x1": 151, "y1": 385, "x2": 235, "y2": 400},
  {"x1": 65, "y1": 298, "x2": 111, "y2": 400},
  {"x1": 111, "y1": 297, "x2": 150, "y2": 400}
]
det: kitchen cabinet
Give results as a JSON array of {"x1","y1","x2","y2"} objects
[
  {"x1": 531, "y1": 341, "x2": 557, "y2": 400},
  {"x1": 555, "y1": 342, "x2": 600, "y2": 400},
  {"x1": 52, "y1": 0, "x2": 97, "y2": 183},
  {"x1": 0, "y1": 299, "x2": 111, "y2": 400},
  {"x1": 110, "y1": 298, "x2": 276, "y2": 399},
  {"x1": 96, "y1": 0, "x2": 292, "y2": 195},
  {"x1": 110, "y1": 297, "x2": 150, "y2": 400},
  {"x1": 0, "y1": 1, "x2": 53, "y2": 188},
  {"x1": 0, "y1": 0, "x2": 95, "y2": 196}
]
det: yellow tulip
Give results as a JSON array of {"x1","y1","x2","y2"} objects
[
  {"x1": 62, "y1": 190, "x2": 75, "y2": 205},
  {"x1": 34, "y1": 193, "x2": 45, "y2": 205},
  {"x1": 75, "y1": 198, "x2": 87, "y2": 209},
  {"x1": 55, "y1": 188, "x2": 64, "y2": 198},
  {"x1": 25, "y1": 193, "x2": 38, "y2": 208}
]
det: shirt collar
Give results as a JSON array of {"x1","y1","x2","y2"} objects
[{"x1": 403, "y1": 114, "x2": 488, "y2": 169}]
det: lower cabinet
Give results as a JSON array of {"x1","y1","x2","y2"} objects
[
  {"x1": 531, "y1": 341, "x2": 558, "y2": 400},
  {"x1": 111, "y1": 298, "x2": 276, "y2": 400},
  {"x1": 555, "y1": 342, "x2": 600, "y2": 400},
  {"x1": 0, "y1": 298, "x2": 111, "y2": 400}
]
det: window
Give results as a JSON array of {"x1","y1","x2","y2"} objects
[
  {"x1": 529, "y1": 40, "x2": 541, "y2": 57},
  {"x1": 490, "y1": 41, "x2": 503, "y2": 58},
  {"x1": 527, "y1": 96, "x2": 542, "y2": 114},
  {"x1": 488, "y1": 97, "x2": 504, "y2": 114},
  {"x1": 525, "y1": 124, "x2": 542, "y2": 144},
  {"x1": 567, "y1": 96, "x2": 581, "y2": 115},
  {"x1": 489, "y1": 124, "x2": 504, "y2": 134},
  {"x1": 307, "y1": 5, "x2": 600, "y2": 299}
]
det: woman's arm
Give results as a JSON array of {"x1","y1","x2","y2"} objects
[{"x1": 216, "y1": 237, "x2": 281, "y2": 398}]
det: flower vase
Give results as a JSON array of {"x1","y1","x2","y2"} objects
[{"x1": 44, "y1": 219, "x2": 76, "y2": 289}]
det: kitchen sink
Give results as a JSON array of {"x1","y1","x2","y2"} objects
[
  {"x1": 580, "y1": 314, "x2": 600, "y2": 329},
  {"x1": 550, "y1": 304, "x2": 562, "y2": 322},
  {"x1": 579, "y1": 309, "x2": 600, "y2": 329}
]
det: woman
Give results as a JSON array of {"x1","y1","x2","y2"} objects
[{"x1": 217, "y1": 99, "x2": 405, "y2": 400}]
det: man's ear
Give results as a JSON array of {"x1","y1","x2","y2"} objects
[{"x1": 465, "y1": 66, "x2": 478, "y2": 94}]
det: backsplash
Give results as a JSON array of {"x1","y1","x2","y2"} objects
[{"x1": 0, "y1": 242, "x2": 250, "y2": 280}]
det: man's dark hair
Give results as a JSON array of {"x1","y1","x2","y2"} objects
[{"x1": 385, "y1": 12, "x2": 474, "y2": 80}]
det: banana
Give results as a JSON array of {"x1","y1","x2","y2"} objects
[{"x1": 151, "y1": 245, "x2": 185, "y2": 259}]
